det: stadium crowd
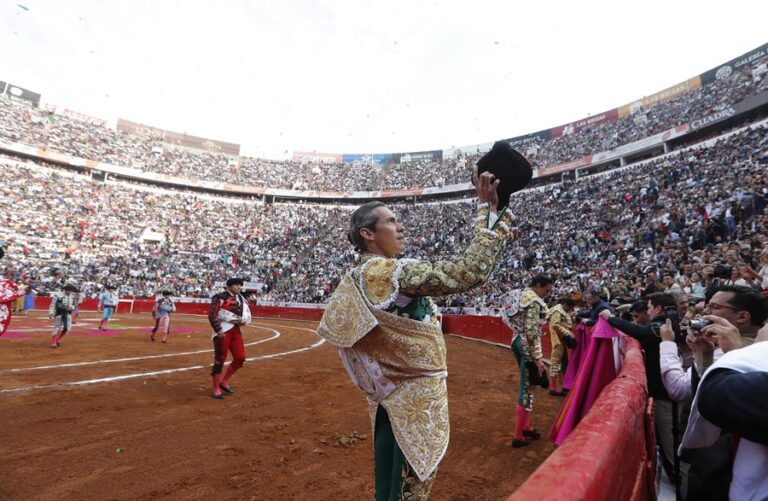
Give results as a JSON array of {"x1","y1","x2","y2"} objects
[
  {"x1": 2, "y1": 122, "x2": 766, "y2": 311},
  {"x1": 1, "y1": 55, "x2": 765, "y2": 192}
]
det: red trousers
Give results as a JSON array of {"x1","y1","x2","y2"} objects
[{"x1": 211, "y1": 326, "x2": 246, "y2": 375}]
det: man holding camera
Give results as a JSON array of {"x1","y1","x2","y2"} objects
[
  {"x1": 659, "y1": 284, "x2": 768, "y2": 499},
  {"x1": 599, "y1": 292, "x2": 677, "y2": 478},
  {"x1": 661, "y1": 285, "x2": 768, "y2": 402}
]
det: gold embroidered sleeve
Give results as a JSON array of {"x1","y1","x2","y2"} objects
[
  {"x1": 398, "y1": 206, "x2": 515, "y2": 297},
  {"x1": 525, "y1": 304, "x2": 543, "y2": 360},
  {"x1": 549, "y1": 311, "x2": 568, "y2": 337}
]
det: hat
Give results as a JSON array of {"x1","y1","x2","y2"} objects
[
  {"x1": 474, "y1": 141, "x2": 532, "y2": 209},
  {"x1": 106, "y1": 285, "x2": 117, "y2": 290},
  {"x1": 226, "y1": 278, "x2": 244, "y2": 287},
  {"x1": 161, "y1": 290, "x2": 173, "y2": 296},
  {"x1": 0, "y1": 247, "x2": 4, "y2": 260},
  {"x1": 63, "y1": 284, "x2": 78, "y2": 292}
]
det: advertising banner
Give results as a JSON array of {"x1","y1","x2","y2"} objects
[
  {"x1": 689, "y1": 90, "x2": 768, "y2": 131},
  {"x1": 503, "y1": 129, "x2": 552, "y2": 149},
  {"x1": 43, "y1": 104, "x2": 108, "y2": 127},
  {"x1": 164, "y1": 130, "x2": 240, "y2": 156},
  {"x1": 618, "y1": 77, "x2": 701, "y2": 117},
  {"x1": 117, "y1": 118, "x2": 165, "y2": 138},
  {"x1": 118, "y1": 119, "x2": 240, "y2": 155},
  {"x1": 4, "y1": 82, "x2": 41, "y2": 107},
  {"x1": 341, "y1": 153, "x2": 393, "y2": 165},
  {"x1": 550, "y1": 109, "x2": 619, "y2": 138},
  {"x1": 700, "y1": 42, "x2": 768, "y2": 86},
  {"x1": 535, "y1": 156, "x2": 591, "y2": 178},
  {"x1": 291, "y1": 151, "x2": 343, "y2": 163},
  {"x1": 397, "y1": 149, "x2": 443, "y2": 163}
]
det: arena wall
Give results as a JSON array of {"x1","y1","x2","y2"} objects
[{"x1": 508, "y1": 337, "x2": 655, "y2": 501}]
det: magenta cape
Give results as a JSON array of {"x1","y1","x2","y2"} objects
[
  {"x1": 562, "y1": 322, "x2": 589, "y2": 391},
  {"x1": 548, "y1": 318, "x2": 620, "y2": 445}
]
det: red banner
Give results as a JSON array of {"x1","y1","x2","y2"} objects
[{"x1": 550, "y1": 108, "x2": 619, "y2": 139}]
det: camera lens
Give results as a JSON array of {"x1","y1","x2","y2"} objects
[{"x1": 689, "y1": 318, "x2": 711, "y2": 331}]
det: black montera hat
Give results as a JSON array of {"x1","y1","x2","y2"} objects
[
  {"x1": 106, "y1": 285, "x2": 117, "y2": 290},
  {"x1": 474, "y1": 141, "x2": 533, "y2": 209},
  {"x1": 63, "y1": 284, "x2": 78, "y2": 292},
  {"x1": 226, "y1": 278, "x2": 244, "y2": 287},
  {"x1": 161, "y1": 290, "x2": 173, "y2": 296},
  {"x1": 0, "y1": 247, "x2": 4, "y2": 260}
]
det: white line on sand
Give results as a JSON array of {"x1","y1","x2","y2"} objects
[
  {"x1": 1, "y1": 325, "x2": 325, "y2": 394},
  {"x1": 4, "y1": 327, "x2": 280, "y2": 372}
]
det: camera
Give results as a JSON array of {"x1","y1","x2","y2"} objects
[
  {"x1": 689, "y1": 318, "x2": 712, "y2": 332},
  {"x1": 650, "y1": 306, "x2": 682, "y2": 341},
  {"x1": 713, "y1": 264, "x2": 733, "y2": 280}
]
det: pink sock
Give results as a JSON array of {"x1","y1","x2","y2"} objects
[
  {"x1": 211, "y1": 374, "x2": 223, "y2": 395},
  {"x1": 515, "y1": 404, "x2": 527, "y2": 440}
]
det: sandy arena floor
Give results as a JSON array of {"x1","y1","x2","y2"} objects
[{"x1": 0, "y1": 312, "x2": 561, "y2": 500}]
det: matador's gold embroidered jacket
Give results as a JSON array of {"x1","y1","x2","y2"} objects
[
  {"x1": 317, "y1": 202, "x2": 514, "y2": 481},
  {"x1": 547, "y1": 304, "x2": 573, "y2": 350}
]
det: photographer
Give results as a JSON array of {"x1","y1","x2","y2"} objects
[
  {"x1": 659, "y1": 285, "x2": 768, "y2": 500},
  {"x1": 599, "y1": 292, "x2": 677, "y2": 478},
  {"x1": 680, "y1": 324, "x2": 768, "y2": 501}
]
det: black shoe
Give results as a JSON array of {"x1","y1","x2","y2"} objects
[
  {"x1": 210, "y1": 393, "x2": 224, "y2": 400},
  {"x1": 219, "y1": 384, "x2": 234, "y2": 395},
  {"x1": 523, "y1": 429, "x2": 541, "y2": 440},
  {"x1": 512, "y1": 439, "x2": 530, "y2": 448}
]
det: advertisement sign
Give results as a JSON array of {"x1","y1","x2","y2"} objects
[
  {"x1": 700, "y1": 42, "x2": 768, "y2": 86},
  {"x1": 164, "y1": 129, "x2": 240, "y2": 156},
  {"x1": 43, "y1": 104, "x2": 108, "y2": 127},
  {"x1": 503, "y1": 129, "x2": 552, "y2": 149},
  {"x1": 117, "y1": 118, "x2": 165, "y2": 138},
  {"x1": 341, "y1": 153, "x2": 393, "y2": 165},
  {"x1": 397, "y1": 149, "x2": 443, "y2": 163},
  {"x1": 4, "y1": 82, "x2": 41, "y2": 107},
  {"x1": 535, "y1": 156, "x2": 591, "y2": 178},
  {"x1": 618, "y1": 77, "x2": 701, "y2": 117},
  {"x1": 550, "y1": 109, "x2": 619, "y2": 138},
  {"x1": 291, "y1": 151, "x2": 343, "y2": 163},
  {"x1": 117, "y1": 119, "x2": 240, "y2": 155},
  {"x1": 689, "y1": 90, "x2": 768, "y2": 131}
]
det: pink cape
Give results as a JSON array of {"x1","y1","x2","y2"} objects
[
  {"x1": 548, "y1": 318, "x2": 620, "y2": 445},
  {"x1": 562, "y1": 322, "x2": 589, "y2": 391}
]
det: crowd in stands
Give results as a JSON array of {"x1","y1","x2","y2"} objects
[
  {"x1": 1, "y1": 55, "x2": 765, "y2": 192},
  {"x1": 525, "y1": 62, "x2": 767, "y2": 169},
  {"x1": 2, "y1": 122, "x2": 766, "y2": 311}
]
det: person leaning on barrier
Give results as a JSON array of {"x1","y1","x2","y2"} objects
[
  {"x1": 598, "y1": 292, "x2": 679, "y2": 480},
  {"x1": 628, "y1": 299, "x2": 650, "y2": 325}
]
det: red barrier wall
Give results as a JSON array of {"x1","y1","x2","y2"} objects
[
  {"x1": 508, "y1": 337, "x2": 655, "y2": 501},
  {"x1": 34, "y1": 298, "x2": 542, "y2": 349},
  {"x1": 441, "y1": 314, "x2": 552, "y2": 356}
]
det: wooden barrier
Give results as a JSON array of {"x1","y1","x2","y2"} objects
[{"x1": 508, "y1": 337, "x2": 655, "y2": 501}]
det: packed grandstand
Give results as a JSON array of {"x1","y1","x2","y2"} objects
[{"x1": 2, "y1": 42, "x2": 768, "y2": 309}]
